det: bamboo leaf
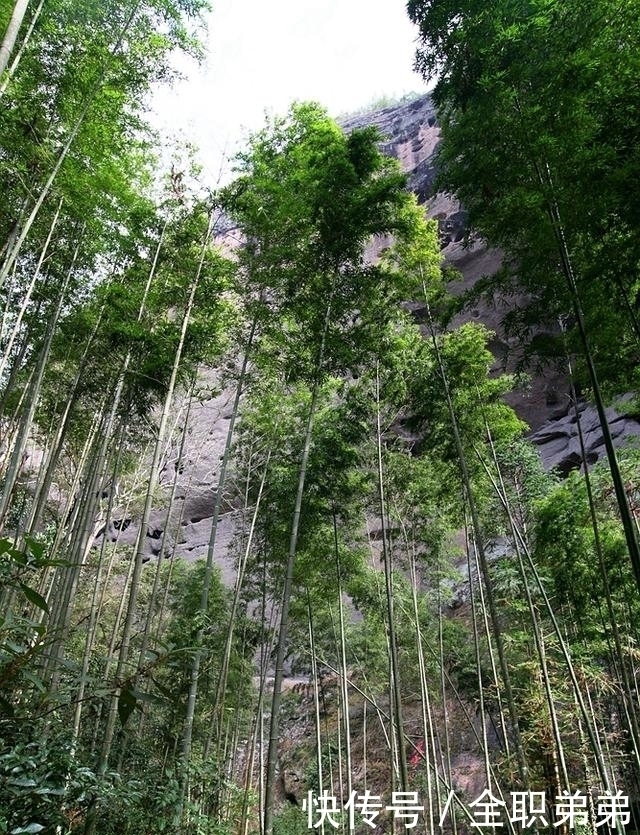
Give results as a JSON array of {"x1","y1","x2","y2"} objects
[
  {"x1": 117, "y1": 687, "x2": 138, "y2": 726},
  {"x1": 19, "y1": 583, "x2": 49, "y2": 615}
]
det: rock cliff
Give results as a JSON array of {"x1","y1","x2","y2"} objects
[
  {"x1": 95, "y1": 94, "x2": 640, "y2": 565},
  {"x1": 344, "y1": 94, "x2": 640, "y2": 468}
]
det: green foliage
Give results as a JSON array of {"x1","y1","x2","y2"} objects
[
  {"x1": 533, "y1": 451, "x2": 640, "y2": 634},
  {"x1": 2, "y1": 0, "x2": 640, "y2": 823},
  {"x1": 337, "y1": 91, "x2": 424, "y2": 120},
  {"x1": 0, "y1": 536, "x2": 61, "y2": 711},
  {"x1": 220, "y1": 102, "x2": 415, "y2": 382},
  {"x1": 0, "y1": 551, "x2": 254, "y2": 832},
  {"x1": 408, "y1": 0, "x2": 640, "y2": 390},
  {"x1": 238, "y1": 376, "x2": 371, "y2": 618},
  {"x1": 0, "y1": 737, "x2": 97, "y2": 835},
  {"x1": 405, "y1": 321, "x2": 526, "y2": 529},
  {"x1": 273, "y1": 804, "x2": 309, "y2": 835}
]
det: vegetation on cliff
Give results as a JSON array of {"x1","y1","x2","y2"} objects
[{"x1": 0, "y1": 1, "x2": 639, "y2": 834}]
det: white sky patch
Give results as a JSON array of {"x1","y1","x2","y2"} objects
[{"x1": 150, "y1": 0, "x2": 424, "y2": 185}]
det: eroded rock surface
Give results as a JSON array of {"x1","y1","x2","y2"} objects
[
  {"x1": 94, "y1": 383, "x2": 237, "y2": 579},
  {"x1": 529, "y1": 399, "x2": 640, "y2": 474},
  {"x1": 344, "y1": 95, "x2": 567, "y2": 432}
]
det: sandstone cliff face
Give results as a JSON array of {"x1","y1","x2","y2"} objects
[
  {"x1": 95, "y1": 94, "x2": 639, "y2": 565},
  {"x1": 95, "y1": 383, "x2": 237, "y2": 568},
  {"x1": 344, "y1": 94, "x2": 640, "y2": 466},
  {"x1": 344, "y1": 96, "x2": 552, "y2": 427}
]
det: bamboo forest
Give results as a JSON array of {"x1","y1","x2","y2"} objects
[{"x1": 1, "y1": 1, "x2": 640, "y2": 833}]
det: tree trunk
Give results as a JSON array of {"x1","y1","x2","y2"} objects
[
  {"x1": 177, "y1": 317, "x2": 258, "y2": 810},
  {"x1": 0, "y1": 0, "x2": 43, "y2": 97},
  {"x1": 263, "y1": 289, "x2": 334, "y2": 835},
  {"x1": 95, "y1": 212, "x2": 213, "y2": 789},
  {"x1": 0, "y1": 0, "x2": 30, "y2": 78},
  {"x1": 0, "y1": 2, "x2": 143, "y2": 291},
  {"x1": 423, "y1": 291, "x2": 530, "y2": 787},
  {"x1": 375, "y1": 361, "x2": 409, "y2": 796}
]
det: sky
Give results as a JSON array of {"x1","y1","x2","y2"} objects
[{"x1": 151, "y1": 0, "x2": 425, "y2": 184}]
